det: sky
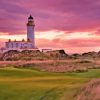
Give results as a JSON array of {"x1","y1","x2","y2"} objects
[{"x1": 0, "y1": 0, "x2": 100, "y2": 53}]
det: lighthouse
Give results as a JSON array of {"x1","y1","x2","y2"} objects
[
  {"x1": 5, "y1": 15, "x2": 36, "y2": 50},
  {"x1": 27, "y1": 15, "x2": 35, "y2": 48}
]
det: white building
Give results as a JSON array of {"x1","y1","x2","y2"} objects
[{"x1": 5, "y1": 15, "x2": 36, "y2": 50}]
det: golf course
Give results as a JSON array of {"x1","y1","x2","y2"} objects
[{"x1": 0, "y1": 67, "x2": 100, "y2": 100}]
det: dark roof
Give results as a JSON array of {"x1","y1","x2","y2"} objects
[{"x1": 28, "y1": 15, "x2": 33, "y2": 19}]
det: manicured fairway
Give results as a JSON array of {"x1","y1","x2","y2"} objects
[{"x1": 0, "y1": 67, "x2": 100, "y2": 100}]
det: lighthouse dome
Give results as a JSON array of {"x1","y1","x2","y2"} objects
[{"x1": 28, "y1": 15, "x2": 33, "y2": 19}]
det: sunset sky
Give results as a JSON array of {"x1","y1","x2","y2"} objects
[{"x1": 0, "y1": 0, "x2": 100, "y2": 53}]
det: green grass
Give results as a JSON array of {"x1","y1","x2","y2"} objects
[{"x1": 0, "y1": 67, "x2": 100, "y2": 100}]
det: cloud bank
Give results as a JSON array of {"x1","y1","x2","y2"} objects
[{"x1": 0, "y1": 0, "x2": 100, "y2": 53}]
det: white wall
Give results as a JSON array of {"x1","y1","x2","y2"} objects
[
  {"x1": 5, "y1": 41, "x2": 34, "y2": 50},
  {"x1": 27, "y1": 26, "x2": 35, "y2": 48}
]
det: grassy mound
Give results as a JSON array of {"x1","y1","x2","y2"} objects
[
  {"x1": 1, "y1": 50, "x2": 67, "y2": 61},
  {"x1": 77, "y1": 79, "x2": 100, "y2": 100}
]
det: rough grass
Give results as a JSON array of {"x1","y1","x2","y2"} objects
[{"x1": 0, "y1": 68, "x2": 100, "y2": 100}]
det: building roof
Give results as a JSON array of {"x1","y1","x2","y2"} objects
[
  {"x1": 6, "y1": 41, "x2": 31, "y2": 43},
  {"x1": 28, "y1": 15, "x2": 33, "y2": 19}
]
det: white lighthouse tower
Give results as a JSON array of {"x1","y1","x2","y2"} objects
[
  {"x1": 27, "y1": 15, "x2": 35, "y2": 48},
  {"x1": 5, "y1": 15, "x2": 37, "y2": 51}
]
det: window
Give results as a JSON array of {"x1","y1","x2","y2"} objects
[
  {"x1": 11, "y1": 43, "x2": 13, "y2": 48},
  {"x1": 6, "y1": 43, "x2": 9, "y2": 48},
  {"x1": 16, "y1": 43, "x2": 18, "y2": 48}
]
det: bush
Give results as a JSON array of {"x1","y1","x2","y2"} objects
[{"x1": 78, "y1": 60, "x2": 91, "y2": 63}]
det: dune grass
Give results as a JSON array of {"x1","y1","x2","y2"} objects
[{"x1": 0, "y1": 67, "x2": 100, "y2": 100}]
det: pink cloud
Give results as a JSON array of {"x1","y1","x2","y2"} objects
[
  {"x1": 0, "y1": 0, "x2": 100, "y2": 53},
  {"x1": 0, "y1": 0, "x2": 100, "y2": 33},
  {"x1": 36, "y1": 38, "x2": 100, "y2": 53}
]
